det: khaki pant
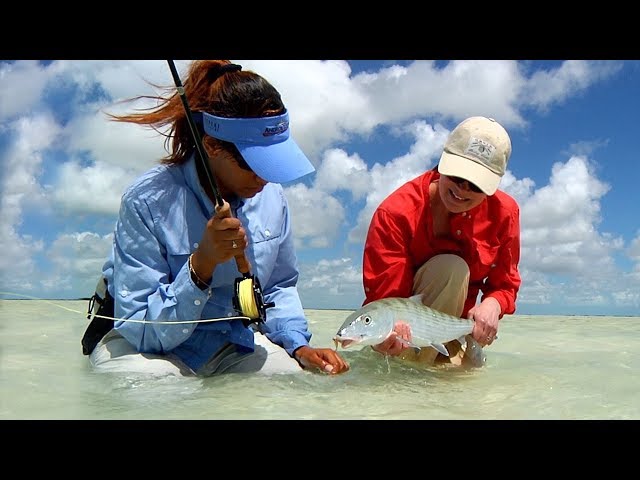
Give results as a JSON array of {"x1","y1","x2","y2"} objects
[{"x1": 398, "y1": 254, "x2": 473, "y2": 366}]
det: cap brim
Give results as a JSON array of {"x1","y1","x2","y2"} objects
[
  {"x1": 237, "y1": 137, "x2": 316, "y2": 184},
  {"x1": 438, "y1": 151, "x2": 501, "y2": 195}
]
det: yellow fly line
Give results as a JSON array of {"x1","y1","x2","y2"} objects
[{"x1": 236, "y1": 277, "x2": 260, "y2": 319}]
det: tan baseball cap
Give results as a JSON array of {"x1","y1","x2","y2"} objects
[{"x1": 438, "y1": 116, "x2": 512, "y2": 195}]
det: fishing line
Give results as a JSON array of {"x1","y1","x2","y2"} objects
[{"x1": 0, "y1": 292, "x2": 251, "y2": 325}]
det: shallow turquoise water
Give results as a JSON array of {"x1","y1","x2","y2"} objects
[{"x1": 1, "y1": 300, "x2": 638, "y2": 419}]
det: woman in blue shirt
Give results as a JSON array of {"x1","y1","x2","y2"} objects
[{"x1": 85, "y1": 60, "x2": 349, "y2": 377}]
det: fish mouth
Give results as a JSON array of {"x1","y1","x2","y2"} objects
[{"x1": 333, "y1": 336, "x2": 358, "y2": 349}]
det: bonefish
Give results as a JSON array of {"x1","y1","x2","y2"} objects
[{"x1": 333, "y1": 295, "x2": 486, "y2": 366}]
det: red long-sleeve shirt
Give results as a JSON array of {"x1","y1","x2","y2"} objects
[{"x1": 362, "y1": 170, "x2": 521, "y2": 318}]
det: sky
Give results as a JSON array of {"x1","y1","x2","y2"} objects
[{"x1": 0, "y1": 59, "x2": 639, "y2": 316}]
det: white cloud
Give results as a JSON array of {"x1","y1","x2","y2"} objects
[
  {"x1": 298, "y1": 257, "x2": 363, "y2": 309},
  {"x1": 628, "y1": 232, "x2": 640, "y2": 261},
  {"x1": 0, "y1": 61, "x2": 51, "y2": 120},
  {"x1": 239, "y1": 60, "x2": 367, "y2": 159},
  {"x1": 51, "y1": 160, "x2": 133, "y2": 215},
  {"x1": 0, "y1": 113, "x2": 60, "y2": 291},
  {"x1": 43, "y1": 232, "x2": 113, "y2": 296},
  {"x1": 520, "y1": 156, "x2": 618, "y2": 275},
  {"x1": 357, "y1": 60, "x2": 528, "y2": 127},
  {"x1": 284, "y1": 183, "x2": 345, "y2": 249},
  {"x1": 1, "y1": 59, "x2": 637, "y2": 313},
  {"x1": 313, "y1": 148, "x2": 370, "y2": 199},
  {"x1": 523, "y1": 60, "x2": 623, "y2": 112}
]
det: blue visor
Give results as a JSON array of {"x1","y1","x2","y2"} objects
[{"x1": 194, "y1": 110, "x2": 315, "y2": 184}]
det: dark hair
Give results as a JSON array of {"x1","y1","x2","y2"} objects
[{"x1": 107, "y1": 60, "x2": 285, "y2": 165}]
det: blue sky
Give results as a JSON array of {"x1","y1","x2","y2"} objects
[{"x1": 0, "y1": 60, "x2": 639, "y2": 316}]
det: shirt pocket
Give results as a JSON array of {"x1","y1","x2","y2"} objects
[
  {"x1": 249, "y1": 224, "x2": 282, "y2": 281},
  {"x1": 472, "y1": 240, "x2": 501, "y2": 281}
]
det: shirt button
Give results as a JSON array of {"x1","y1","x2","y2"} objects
[
  {"x1": 265, "y1": 229, "x2": 271, "y2": 237},
  {"x1": 193, "y1": 242, "x2": 199, "y2": 248},
  {"x1": 456, "y1": 230, "x2": 461, "y2": 235},
  {"x1": 461, "y1": 212, "x2": 466, "y2": 217},
  {"x1": 365, "y1": 287, "x2": 370, "y2": 292},
  {"x1": 194, "y1": 299, "x2": 201, "y2": 306},
  {"x1": 182, "y1": 328, "x2": 189, "y2": 334},
  {"x1": 120, "y1": 289, "x2": 128, "y2": 297},
  {"x1": 491, "y1": 264, "x2": 496, "y2": 268}
]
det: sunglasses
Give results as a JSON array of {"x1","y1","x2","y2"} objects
[
  {"x1": 233, "y1": 153, "x2": 253, "y2": 172},
  {"x1": 448, "y1": 176, "x2": 483, "y2": 194},
  {"x1": 226, "y1": 143, "x2": 254, "y2": 172}
]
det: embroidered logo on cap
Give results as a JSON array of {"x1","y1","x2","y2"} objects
[
  {"x1": 263, "y1": 121, "x2": 289, "y2": 137},
  {"x1": 465, "y1": 137, "x2": 495, "y2": 163}
]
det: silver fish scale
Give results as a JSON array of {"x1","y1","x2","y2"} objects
[{"x1": 371, "y1": 297, "x2": 474, "y2": 346}]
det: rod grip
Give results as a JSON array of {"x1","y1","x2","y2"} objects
[{"x1": 215, "y1": 201, "x2": 251, "y2": 274}]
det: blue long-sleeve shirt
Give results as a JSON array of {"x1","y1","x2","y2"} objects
[{"x1": 101, "y1": 156, "x2": 312, "y2": 372}]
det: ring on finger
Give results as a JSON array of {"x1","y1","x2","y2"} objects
[{"x1": 231, "y1": 240, "x2": 238, "y2": 249}]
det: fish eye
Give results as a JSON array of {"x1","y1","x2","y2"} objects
[{"x1": 363, "y1": 315, "x2": 371, "y2": 325}]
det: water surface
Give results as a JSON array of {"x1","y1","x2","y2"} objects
[{"x1": 1, "y1": 300, "x2": 638, "y2": 419}]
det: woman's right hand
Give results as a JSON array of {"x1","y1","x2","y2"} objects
[
  {"x1": 191, "y1": 203, "x2": 248, "y2": 281},
  {"x1": 371, "y1": 321, "x2": 412, "y2": 356}
]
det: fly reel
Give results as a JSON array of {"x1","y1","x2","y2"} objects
[{"x1": 233, "y1": 274, "x2": 275, "y2": 327}]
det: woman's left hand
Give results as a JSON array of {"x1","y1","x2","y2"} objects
[
  {"x1": 468, "y1": 297, "x2": 501, "y2": 347},
  {"x1": 294, "y1": 345, "x2": 350, "y2": 375}
]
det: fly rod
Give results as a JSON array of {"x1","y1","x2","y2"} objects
[{"x1": 166, "y1": 59, "x2": 274, "y2": 325}]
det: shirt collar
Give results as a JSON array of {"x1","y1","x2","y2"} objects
[{"x1": 182, "y1": 155, "x2": 243, "y2": 216}]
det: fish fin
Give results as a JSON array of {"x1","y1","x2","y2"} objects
[
  {"x1": 408, "y1": 294, "x2": 424, "y2": 305},
  {"x1": 396, "y1": 336, "x2": 421, "y2": 352},
  {"x1": 464, "y1": 335, "x2": 487, "y2": 367},
  {"x1": 430, "y1": 342, "x2": 450, "y2": 356}
]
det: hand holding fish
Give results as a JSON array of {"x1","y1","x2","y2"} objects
[
  {"x1": 468, "y1": 297, "x2": 501, "y2": 346},
  {"x1": 333, "y1": 295, "x2": 487, "y2": 367},
  {"x1": 294, "y1": 345, "x2": 350, "y2": 375},
  {"x1": 371, "y1": 321, "x2": 413, "y2": 356}
]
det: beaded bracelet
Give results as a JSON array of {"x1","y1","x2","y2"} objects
[{"x1": 188, "y1": 254, "x2": 210, "y2": 290}]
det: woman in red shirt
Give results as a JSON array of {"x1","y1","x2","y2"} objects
[{"x1": 362, "y1": 116, "x2": 521, "y2": 366}]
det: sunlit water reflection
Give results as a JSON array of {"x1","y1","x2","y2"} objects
[{"x1": 1, "y1": 301, "x2": 638, "y2": 419}]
